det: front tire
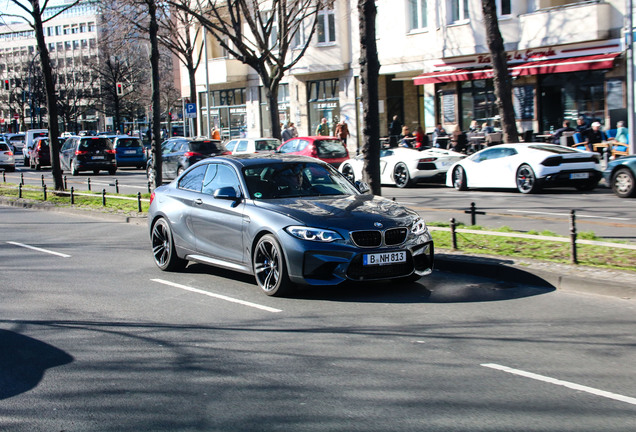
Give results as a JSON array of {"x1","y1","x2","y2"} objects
[
  {"x1": 151, "y1": 218, "x2": 187, "y2": 271},
  {"x1": 393, "y1": 162, "x2": 412, "y2": 188},
  {"x1": 253, "y1": 234, "x2": 293, "y2": 297},
  {"x1": 452, "y1": 166, "x2": 467, "y2": 191},
  {"x1": 611, "y1": 167, "x2": 636, "y2": 198},
  {"x1": 516, "y1": 164, "x2": 539, "y2": 194}
]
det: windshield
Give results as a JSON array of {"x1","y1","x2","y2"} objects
[
  {"x1": 116, "y1": 138, "x2": 142, "y2": 148},
  {"x1": 528, "y1": 145, "x2": 579, "y2": 154},
  {"x1": 255, "y1": 139, "x2": 280, "y2": 151},
  {"x1": 243, "y1": 162, "x2": 358, "y2": 199},
  {"x1": 190, "y1": 140, "x2": 222, "y2": 154},
  {"x1": 80, "y1": 138, "x2": 113, "y2": 151},
  {"x1": 315, "y1": 139, "x2": 347, "y2": 157}
]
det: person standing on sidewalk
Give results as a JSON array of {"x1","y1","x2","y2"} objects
[
  {"x1": 335, "y1": 120, "x2": 350, "y2": 146},
  {"x1": 389, "y1": 115, "x2": 402, "y2": 148},
  {"x1": 316, "y1": 118, "x2": 330, "y2": 136}
]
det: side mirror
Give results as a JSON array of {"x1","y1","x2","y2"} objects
[
  {"x1": 213, "y1": 186, "x2": 242, "y2": 201},
  {"x1": 355, "y1": 180, "x2": 371, "y2": 194}
]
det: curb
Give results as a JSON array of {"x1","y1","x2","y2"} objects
[{"x1": 2, "y1": 197, "x2": 634, "y2": 300}]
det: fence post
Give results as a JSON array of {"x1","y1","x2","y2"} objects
[
  {"x1": 20, "y1": 173, "x2": 24, "y2": 185},
  {"x1": 115, "y1": 179, "x2": 119, "y2": 194},
  {"x1": 570, "y1": 210, "x2": 578, "y2": 265},
  {"x1": 464, "y1": 202, "x2": 485, "y2": 226},
  {"x1": 43, "y1": 184, "x2": 47, "y2": 201},
  {"x1": 63, "y1": 175, "x2": 67, "y2": 190},
  {"x1": 18, "y1": 183, "x2": 22, "y2": 198},
  {"x1": 137, "y1": 192, "x2": 142, "y2": 212},
  {"x1": 2, "y1": 171, "x2": 5, "y2": 182},
  {"x1": 147, "y1": 181, "x2": 151, "y2": 194},
  {"x1": 71, "y1": 187, "x2": 74, "y2": 205},
  {"x1": 87, "y1": 178, "x2": 91, "y2": 191},
  {"x1": 102, "y1": 188, "x2": 106, "y2": 206},
  {"x1": 450, "y1": 218, "x2": 458, "y2": 250}
]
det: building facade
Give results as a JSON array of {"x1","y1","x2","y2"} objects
[
  {"x1": 183, "y1": 0, "x2": 631, "y2": 154},
  {"x1": 0, "y1": 0, "x2": 101, "y2": 133}
]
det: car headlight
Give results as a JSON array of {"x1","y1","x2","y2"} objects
[
  {"x1": 411, "y1": 218, "x2": 428, "y2": 235},
  {"x1": 285, "y1": 226, "x2": 343, "y2": 242}
]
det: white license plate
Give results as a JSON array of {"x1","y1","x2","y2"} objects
[
  {"x1": 92, "y1": 155, "x2": 104, "y2": 160},
  {"x1": 570, "y1": 172, "x2": 589, "y2": 179},
  {"x1": 125, "y1": 150, "x2": 137, "y2": 154},
  {"x1": 363, "y1": 251, "x2": 406, "y2": 266}
]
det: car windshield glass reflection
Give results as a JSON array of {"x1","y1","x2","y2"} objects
[
  {"x1": 190, "y1": 141, "x2": 221, "y2": 154},
  {"x1": 243, "y1": 162, "x2": 358, "y2": 199}
]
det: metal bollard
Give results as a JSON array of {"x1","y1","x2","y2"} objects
[
  {"x1": 41, "y1": 174, "x2": 45, "y2": 187},
  {"x1": 570, "y1": 210, "x2": 578, "y2": 265},
  {"x1": 2, "y1": 171, "x2": 5, "y2": 182},
  {"x1": 464, "y1": 202, "x2": 485, "y2": 226},
  {"x1": 64, "y1": 175, "x2": 67, "y2": 190},
  {"x1": 43, "y1": 184, "x2": 47, "y2": 201},
  {"x1": 20, "y1": 173, "x2": 24, "y2": 185},
  {"x1": 87, "y1": 178, "x2": 91, "y2": 191},
  {"x1": 137, "y1": 192, "x2": 142, "y2": 212},
  {"x1": 71, "y1": 187, "x2": 75, "y2": 205},
  {"x1": 450, "y1": 218, "x2": 458, "y2": 250},
  {"x1": 102, "y1": 188, "x2": 106, "y2": 206},
  {"x1": 18, "y1": 183, "x2": 22, "y2": 198},
  {"x1": 115, "y1": 179, "x2": 119, "y2": 194}
]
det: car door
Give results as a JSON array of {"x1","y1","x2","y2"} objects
[
  {"x1": 468, "y1": 147, "x2": 517, "y2": 188},
  {"x1": 162, "y1": 140, "x2": 182, "y2": 179},
  {"x1": 60, "y1": 138, "x2": 75, "y2": 170},
  {"x1": 189, "y1": 162, "x2": 245, "y2": 264}
]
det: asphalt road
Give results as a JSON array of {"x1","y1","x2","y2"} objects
[
  {"x1": 1, "y1": 207, "x2": 635, "y2": 431},
  {"x1": 4, "y1": 161, "x2": 635, "y2": 241}
]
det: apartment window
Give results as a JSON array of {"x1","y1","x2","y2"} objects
[
  {"x1": 450, "y1": 0, "x2": 469, "y2": 23},
  {"x1": 498, "y1": 0, "x2": 511, "y2": 16},
  {"x1": 56, "y1": 42, "x2": 63, "y2": 51},
  {"x1": 80, "y1": 23, "x2": 86, "y2": 32},
  {"x1": 63, "y1": 25, "x2": 70, "y2": 35},
  {"x1": 408, "y1": 0, "x2": 427, "y2": 31},
  {"x1": 317, "y1": 8, "x2": 335, "y2": 44},
  {"x1": 87, "y1": 22, "x2": 94, "y2": 32},
  {"x1": 55, "y1": 26, "x2": 61, "y2": 35},
  {"x1": 73, "y1": 40, "x2": 79, "y2": 50},
  {"x1": 65, "y1": 41, "x2": 71, "y2": 51}
]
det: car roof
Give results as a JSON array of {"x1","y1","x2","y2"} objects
[{"x1": 206, "y1": 153, "x2": 325, "y2": 168}]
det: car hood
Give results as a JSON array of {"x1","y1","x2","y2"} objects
[{"x1": 253, "y1": 194, "x2": 419, "y2": 230}]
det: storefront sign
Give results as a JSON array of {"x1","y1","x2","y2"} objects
[
  {"x1": 314, "y1": 102, "x2": 338, "y2": 109},
  {"x1": 230, "y1": 107, "x2": 246, "y2": 114}
]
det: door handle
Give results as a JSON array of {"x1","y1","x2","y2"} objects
[{"x1": 194, "y1": 198, "x2": 203, "y2": 206}]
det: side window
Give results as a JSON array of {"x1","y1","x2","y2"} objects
[
  {"x1": 236, "y1": 140, "x2": 248, "y2": 152},
  {"x1": 202, "y1": 164, "x2": 240, "y2": 196},
  {"x1": 298, "y1": 140, "x2": 309, "y2": 151},
  {"x1": 178, "y1": 165, "x2": 207, "y2": 192},
  {"x1": 279, "y1": 140, "x2": 297, "y2": 153},
  {"x1": 225, "y1": 140, "x2": 237, "y2": 152}
]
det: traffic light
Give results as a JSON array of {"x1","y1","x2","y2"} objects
[
  {"x1": 3, "y1": 79, "x2": 9, "y2": 91},
  {"x1": 116, "y1": 82, "x2": 123, "y2": 96}
]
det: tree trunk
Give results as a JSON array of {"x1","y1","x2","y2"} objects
[
  {"x1": 358, "y1": 0, "x2": 381, "y2": 195},
  {"x1": 265, "y1": 79, "x2": 281, "y2": 140},
  {"x1": 149, "y1": 0, "x2": 163, "y2": 188},
  {"x1": 481, "y1": 0, "x2": 518, "y2": 143},
  {"x1": 32, "y1": 6, "x2": 63, "y2": 190},
  {"x1": 187, "y1": 61, "x2": 198, "y2": 136}
]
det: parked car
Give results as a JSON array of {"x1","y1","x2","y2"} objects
[
  {"x1": 59, "y1": 136, "x2": 117, "y2": 175},
  {"x1": 22, "y1": 129, "x2": 49, "y2": 166},
  {"x1": 445, "y1": 143, "x2": 602, "y2": 194},
  {"x1": 277, "y1": 136, "x2": 349, "y2": 168},
  {"x1": 148, "y1": 154, "x2": 434, "y2": 297},
  {"x1": 339, "y1": 147, "x2": 466, "y2": 188},
  {"x1": 603, "y1": 155, "x2": 636, "y2": 198},
  {"x1": 29, "y1": 136, "x2": 50, "y2": 170},
  {"x1": 6, "y1": 133, "x2": 25, "y2": 155},
  {"x1": 0, "y1": 142, "x2": 16, "y2": 172},
  {"x1": 224, "y1": 137, "x2": 280, "y2": 154},
  {"x1": 110, "y1": 135, "x2": 147, "y2": 169},
  {"x1": 146, "y1": 137, "x2": 228, "y2": 183}
]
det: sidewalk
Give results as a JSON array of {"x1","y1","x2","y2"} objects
[{"x1": 2, "y1": 197, "x2": 635, "y2": 300}]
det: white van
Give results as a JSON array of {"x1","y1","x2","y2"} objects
[{"x1": 22, "y1": 129, "x2": 48, "y2": 165}]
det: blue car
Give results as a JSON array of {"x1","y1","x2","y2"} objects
[
  {"x1": 111, "y1": 135, "x2": 147, "y2": 169},
  {"x1": 603, "y1": 155, "x2": 636, "y2": 198}
]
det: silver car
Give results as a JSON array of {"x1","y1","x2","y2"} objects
[
  {"x1": 0, "y1": 142, "x2": 16, "y2": 172},
  {"x1": 148, "y1": 154, "x2": 434, "y2": 297}
]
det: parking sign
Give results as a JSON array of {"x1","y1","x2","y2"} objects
[{"x1": 185, "y1": 103, "x2": 197, "y2": 118}]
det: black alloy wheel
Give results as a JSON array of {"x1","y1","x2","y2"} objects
[
  {"x1": 452, "y1": 166, "x2": 467, "y2": 191},
  {"x1": 393, "y1": 162, "x2": 411, "y2": 188},
  {"x1": 151, "y1": 218, "x2": 187, "y2": 271},
  {"x1": 253, "y1": 234, "x2": 292, "y2": 297}
]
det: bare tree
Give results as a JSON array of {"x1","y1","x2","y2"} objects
[
  {"x1": 171, "y1": 0, "x2": 330, "y2": 140},
  {"x1": 358, "y1": 0, "x2": 380, "y2": 195},
  {"x1": 2, "y1": 0, "x2": 83, "y2": 191},
  {"x1": 481, "y1": 0, "x2": 518, "y2": 143}
]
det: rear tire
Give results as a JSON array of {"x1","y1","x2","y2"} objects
[
  {"x1": 516, "y1": 164, "x2": 539, "y2": 194},
  {"x1": 393, "y1": 162, "x2": 412, "y2": 188},
  {"x1": 611, "y1": 167, "x2": 636, "y2": 198},
  {"x1": 151, "y1": 218, "x2": 187, "y2": 271},
  {"x1": 253, "y1": 234, "x2": 293, "y2": 297}
]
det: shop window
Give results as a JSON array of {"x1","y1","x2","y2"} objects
[
  {"x1": 449, "y1": 0, "x2": 469, "y2": 23},
  {"x1": 408, "y1": 0, "x2": 427, "y2": 31},
  {"x1": 498, "y1": 0, "x2": 511, "y2": 16},
  {"x1": 307, "y1": 79, "x2": 340, "y2": 136},
  {"x1": 317, "y1": 8, "x2": 336, "y2": 44}
]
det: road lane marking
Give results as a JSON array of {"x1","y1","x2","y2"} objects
[
  {"x1": 6, "y1": 241, "x2": 71, "y2": 258},
  {"x1": 482, "y1": 363, "x2": 636, "y2": 406},
  {"x1": 508, "y1": 209, "x2": 630, "y2": 221},
  {"x1": 151, "y1": 278, "x2": 282, "y2": 313}
]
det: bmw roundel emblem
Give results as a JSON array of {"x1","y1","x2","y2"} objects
[{"x1": 374, "y1": 222, "x2": 383, "y2": 228}]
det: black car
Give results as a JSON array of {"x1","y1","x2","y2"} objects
[
  {"x1": 148, "y1": 154, "x2": 434, "y2": 297},
  {"x1": 60, "y1": 136, "x2": 117, "y2": 175},
  {"x1": 146, "y1": 137, "x2": 228, "y2": 183}
]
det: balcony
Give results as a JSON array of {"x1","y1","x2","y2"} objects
[
  {"x1": 519, "y1": 1, "x2": 613, "y2": 49},
  {"x1": 195, "y1": 57, "x2": 250, "y2": 85}
]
